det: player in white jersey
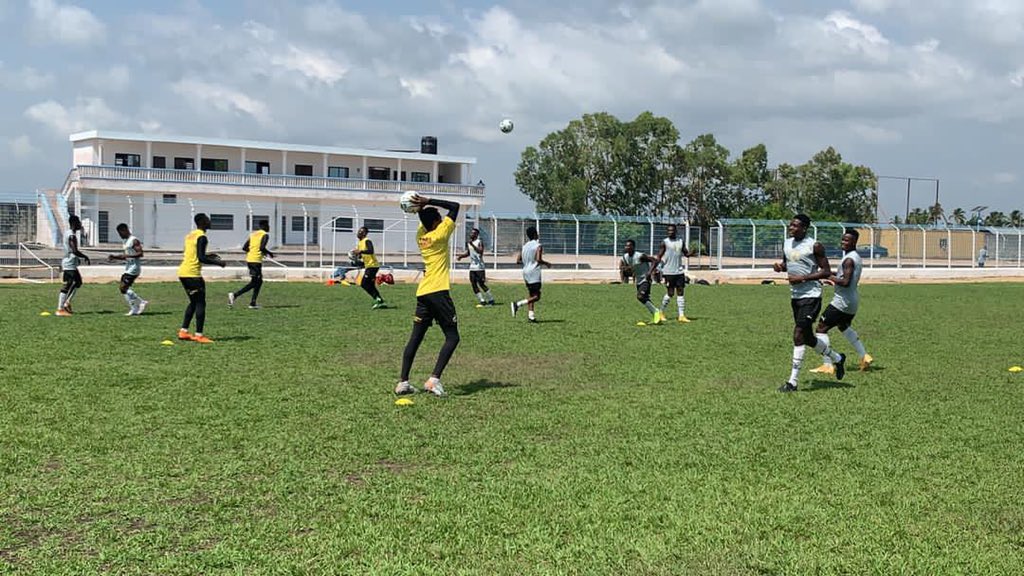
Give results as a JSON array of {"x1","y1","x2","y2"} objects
[
  {"x1": 773, "y1": 214, "x2": 847, "y2": 392},
  {"x1": 512, "y1": 226, "x2": 551, "y2": 322},
  {"x1": 456, "y1": 227, "x2": 495, "y2": 307},
  {"x1": 621, "y1": 239, "x2": 663, "y2": 326},
  {"x1": 108, "y1": 223, "x2": 149, "y2": 316},
  {"x1": 809, "y1": 229, "x2": 874, "y2": 373},
  {"x1": 655, "y1": 224, "x2": 692, "y2": 323},
  {"x1": 55, "y1": 215, "x2": 90, "y2": 316}
]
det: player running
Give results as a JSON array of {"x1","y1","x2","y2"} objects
[
  {"x1": 395, "y1": 194, "x2": 461, "y2": 397},
  {"x1": 352, "y1": 226, "x2": 385, "y2": 309},
  {"x1": 512, "y1": 226, "x2": 551, "y2": 323},
  {"x1": 456, "y1": 227, "x2": 495, "y2": 307},
  {"x1": 655, "y1": 224, "x2": 691, "y2": 323},
  {"x1": 55, "y1": 215, "x2": 90, "y2": 316},
  {"x1": 177, "y1": 213, "x2": 226, "y2": 343},
  {"x1": 773, "y1": 214, "x2": 846, "y2": 392},
  {"x1": 809, "y1": 229, "x2": 874, "y2": 374},
  {"x1": 229, "y1": 219, "x2": 274, "y2": 309},
  {"x1": 107, "y1": 223, "x2": 148, "y2": 316},
  {"x1": 621, "y1": 239, "x2": 663, "y2": 326}
]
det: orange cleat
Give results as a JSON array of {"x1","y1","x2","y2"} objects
[
  {"x1": 55, "y1": 309, "x2": 72, "y2": 317},
  {"x1": 177, "y1": 329, "x2": 193, "y2": 341},
  {"x1": 191, "y1": 335, "x2": 214, "y2": 344}
]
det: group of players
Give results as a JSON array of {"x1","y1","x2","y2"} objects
[{"x1": 54, "y1": 196, "x2": 871, "y2": 394}]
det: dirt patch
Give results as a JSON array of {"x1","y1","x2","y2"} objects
[
  {"x1": 455, "y1": 353, "x2": 573, "y2": 383},
  {"x1": 42, "y1": 459, "x2": 62, "y2": 472}
]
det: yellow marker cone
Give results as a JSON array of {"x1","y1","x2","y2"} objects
[
  {"x1": 160, "y1": 339, "x2": 175, "y2": 346},
  {"x1": 1009, "y1": 366, "x2": 1023, "y2": 373},
  {"x1": 39, "y1": 311, "x2": 51, "y2": 316},
  {"x1": 394, "y1": 398, "x2": 414, "y2": 406}
]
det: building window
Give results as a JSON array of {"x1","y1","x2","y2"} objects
[
  {"x1": 115, "y1": 153, "x2": 141, "y2": 167},
  {"x1": 245, "y1": 161, "x2": 271, "y2": 174},
  {"x1": 332, "y1": 217, "x2": 353, "y2": 231},
  {"x1": 291, "y1": 216, "x2": 307, "y2": 232},
  {"x1": 368, "y1": 167, "x2": 390, "y2": 180},
  {"x1": 328, "y1": 166, "x2": 349, "y2": 178},
  {"x1": 201, "y1": 158, "x2": 229, "y2": 172},
  {"x1": 410, "y1": 172, "x2": 431, "y2": 183},
  {"x1": 174, "y1": 157, "x2": 194, "y2": 170},
  {"x1": 363, "y1": 218, "x2": 384, "y2": 232},
  {"x1": 294, "y1": 164, "x2": 314, "y2": 176},
  {"x1": 209, "y1": 214, "x2": 234, "y2": 230},
  {"x1": 98, "y1": 211, "x2": 109, "y2": 243},
  {"x1": 153, "y1": 156, "x2": 166, "y2": 169},
  {"x1": 162, "y1": 194, "x2": 177, "y2": 204},
  {"x1": 246, "y1": 215, "x2": 270, "y2": 231}
]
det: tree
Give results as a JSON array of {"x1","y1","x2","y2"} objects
[
  {"x1": 794, "y1": 147, "x2": 877, "y2": 222},
  {"x1": 928, "y1": 203, "x2": 945, "y2": 225},
  {"x1": 984, "y1": 211, "x2": 1009, "y2": 227},
  {"x1": 1010, "y1": 210, "x2": 1023, "y2": 228},
  {"x1": 680, "y1": 134, "x2": 736, "y2": 227},
  {"x1": 950, "y1": 207, "x2": 967, "y2": 226}
]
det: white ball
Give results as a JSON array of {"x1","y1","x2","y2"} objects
[
  {"x1": 499, "y1": 118, "x2": 514, "y2": 133},
  {"x1": 399, "y1": 190, "x2": 420, "y2": 213}
]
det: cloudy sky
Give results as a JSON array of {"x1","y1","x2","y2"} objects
[{"x1": 1, "y1": 0, "x2": 1023, "y2": 218}]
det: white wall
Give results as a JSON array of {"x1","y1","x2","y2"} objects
[{"x1": 73, "y1": 144, "x2": 95, "y2": 166}]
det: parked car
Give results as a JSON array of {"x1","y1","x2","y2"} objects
[{"x1": 824, "y1": 245, "x2": 889, "y2": 259}]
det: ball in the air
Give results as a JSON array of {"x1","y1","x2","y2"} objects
[
  {"x1": 400, "y1": 190, "x2": 420, "y2": 213},
  {"x1": 499, "y1": 118, "x2": 514, "y2": 133}
]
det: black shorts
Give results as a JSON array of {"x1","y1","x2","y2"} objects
[
  {"x1": 62, "y1": 270, "x2": 82, "y2": 283},
  {"x1": 636, "y1": 279, "x2": 652, "y2": 301},
  {"x1": 663, "y1": 274, "x2": 686, "y2": 290},
  {"x1": 180, "y1": 277, "x2": 206, "y2": 295},
  {"x1": 791, "y1": 297, "x2": 822, "y2": 329},
  {"x1": 247, "y1": 262, "x2": 263, "y2": 278},
  {"x1": 120, "y1": 273, "x2": 138, "y2": 287},
  {"x1": 469, "y1": 269, "x2": 487, "y2": 284},
  {"x1": 525, "y1": 282, "x2": 542, "y2": 297},
  {"x1": 820, "y1": 304, "x2": 856, "y2": 331},
  {"x1": 414, "y1": 291, "x2": 457, "y2": 329}
]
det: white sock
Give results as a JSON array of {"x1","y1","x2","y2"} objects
[
  {"x1": 813, "y1": 334, "x2": 842, "y2": 363},
  {"x1": 527, "y1": 310, "x2": 535, "y2": 320},
  {"x1": 789, "y1": 345, "x2": 806, "y2": 384},
  {"x1": 677, "y1": 296, "x2": 685, "y2": 318},
  {"x1": 476, "y1": 292, "x2": 485, "y2": 303},
  {"x1": 660, "y1": 294, "x2": 670, "y2": 311},
  {"x1": 842, "y1": 328, "x2": 867, "y2": 358},
  {"x1": 64, "y1": 288, "x2": 77, "y2": 306},
  {"x1": 484, "y1": 290, "x2": 494, "y2": 302},
  {"x1": 644, "y1": 301, "x2": 658, "y2": 315},
  {"x1": 58, "y1": 292, "x2": 67, "y2": 310},
  {"x1": 124, "y1": 293, "x2": 134, "y2": 307},
  {"x1": 517, "y1": 299, "x2": 529, "y2": 307}
]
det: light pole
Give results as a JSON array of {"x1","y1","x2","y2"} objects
[{"x1": 878, "y1": 175, "x2": 940, "y2": 223}]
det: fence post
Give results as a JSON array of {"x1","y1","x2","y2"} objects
[
  {"x1": 868, "y1": 225, "x2": 875, "y2": 269},
  {"x1": 301, "y1": 202, "x2": 308, "y2": 269},
  {"x1": 331, "y1": 217, "x2": 338, "y2": 268},
  {"x1": 995, "y1": 230, "x2": 1001, "y2": 268},
  {"x1": 1017, "y1": 228, "x2": 1022, "y2": 268},
  {"x1": 896, "y1": 226, "x2": 902, "y2": 269},
  {"x1": 491, "y1": 214, "x2": 498, "y2": 271},
  {"x1": 127, "y1": 195, "x2": 134, "y2": 231},
  {"x1": 404, "y1": 214, "x2": 409, "y2": 269},
  {"x1": 684, "y1": 222, "x2": 691, "y2": 273},
  {"x1": 947, "y1": 228, "x2": 952, "y2": 269},
  {"x1": 971, "y1": 229, "x2": 977, "y2": 269},
  {"x1": 716, "y1": 220, "x2": 724, "y2": 270},
  {"x1": 612, "y1": 217, "x2": 619, "y2": 270},
  {"x1": 920, "y1": 225, "x2": 927, "y2": 268},
  {"x1": 647, "y1": 217, "x2": 655, "y2": 254},
  {"x1": 573, "y1": 215, "x2": 580, "y2": 271},
  {"x1": 749, "y1": 219, "x2": 756, "y2": 269}
]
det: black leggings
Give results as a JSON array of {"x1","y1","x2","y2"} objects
[
  {"x1": 234, "y1": 263, "x2": 263, "y2": 304},
  {"x1": 470, "y1": 270, "x2": 488, "y2": 294},
  {"x1": 180, "y1": 278, "x2": 207, "y2": 334},
  {"x1": 400, "y1": 320, "x2": 460, "y2": 381},
  {"x1": 361, "y1": 267, "x2": 382, "y2": 300}
]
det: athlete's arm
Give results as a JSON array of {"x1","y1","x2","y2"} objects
[
  {"x1": 361, "y1": 240, "x2": 375, "y2": 255},
  {"x1": 69, "y1": 235, "x2": 91, "y2": 264},
  {"x1": 773, "y1": 257, "x2": 786, "y2": 273},
  {"x1": 259, "y1": 234, "x2": 274, "y2": 258},
  {"x1": 456, "y1": 243, "x2": 470, "y2": 260},
  {"x1": 130, "y1": 239, "x2": 144, "y2": 259},
  {"x1": 242, "y1": 239, "x2": 250, "y2": 253},
  {"x1": 421, "y1": 197, "x2": 460, "y2": 221},
  {"x1": 831, "y1": 258, "x2": 855, "y2": 287},
  {"x1": 537, "y1": 245, "x2": 552, "y2": 268},
  {"x1": 789, "y1": 242, "x2": 831, "y2": 284},
  {"x1": 472, "y1": 240, "x2": 485, "y2": 255},
  {"x1": 655, "y1": 241, "x2": 666, "y2": 264},
  {"x1": 196, "y1": 235, "x2": 226, "y2": 267}
]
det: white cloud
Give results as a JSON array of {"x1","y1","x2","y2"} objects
[
  {"x1": 269, "y1": 45, "x2": 347, "y2": 85},
  {"x1": 850, "y1": 0, "x2": 893, "y2": 13},
  {"x1": 849, "y1": 123, "x2": 902, "y2": 143},
  {"x1": 28, "y1": 0, "x2": 106, "y2": 46},
  {"x1": 172, "y1": 78, "x2": 270, "y2": 121},
  {"x1": 9, "y1": 135, "x2": 38, "y2": 160},
  {"x1": 24, "y1": 97, "x2": 120, "y2": 135},
  {"x1": 0, "y1": 63, "x2": 55, "y2": 90}
]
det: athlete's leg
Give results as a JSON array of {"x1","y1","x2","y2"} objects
[
  {"x1": 400, "y1": 320, "x2": 430, "y2": 381},
  {"x1": 432, "y1": 322, "x2": 461, "y2": 378},
  {"x1": 361, "y1": 267, "x2": 382, "y2": 300},
  {"x1": 193, "y1": 282, "x2": 207, "y2": 334}
]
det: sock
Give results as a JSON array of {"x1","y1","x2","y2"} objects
[
  {"x1": 124, "y1": 293, "x2": 134, "y2": 307},
  {"x1": 528, "y1": 310, "x2": 535, "y2": 320},
  {"x1": 789, "y1": 345, "x2": 806, "y2": 384},
  {"x1": 58, "y1": 292, "x2": 67, "y2": 310},
  {"x1": 484, "y1": 290, "x2": 494, "y2": 303},
  {"x1": 842, "y1": 328, "x2": 867, "y2": 358},
  {"x1": 660, "y1": 295, "x2": 670, "y2": 311},
  {"x1": 517, "y1": 299, "x2": 529, "y2": 307},
  {"x1": 476, "y1": 292, "x2": 485, "y2": 303},
  {"x1": 677, "y1": 296, "x2": 685, "y2": 318},
  {"x1": 644, "y1": 301, "x2": 658, "y2": 315},
  {"x1": 812, "y1": 333, "x2": 842, "y2": 363}
]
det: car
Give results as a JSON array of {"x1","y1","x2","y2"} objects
[{"x1": 824, "y1": 245, "x2": 889, "y2": 259}]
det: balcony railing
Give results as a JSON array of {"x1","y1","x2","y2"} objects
[{"x1": 74, "y1": 165, "x2": 485, "y2": 197}]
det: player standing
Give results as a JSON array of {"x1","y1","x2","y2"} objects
[
  {"x1": 655, "y1": 224, "x2": 691, "y2": 323},
  {"x1": 512, "y1": 226, "x2": 551, "y2": 322},
  {"x1": 107, "y1": 223, "x2": 148, "y2": 316},
  {"x1": 177, "y1": 213, "x2": 226, "y2": 343},
  {"x1": 55, "y1": 215, "x2": 90, "y2": 316},
  {"x1": 395, "y1": 194, "x2": 461, "y2": 397},
  {"x1": 773, "y1": 214, "x2": 846, "y2": 392},
  {"x1": 229, "y1": 220, "x2": 274, "y2": 309},
  {"x1": 809, "y1": 229, "x2": 874, "y2": 373},
  {"x1": 621, "y1": 239, "x2": 663, "y2": 326},
  {"x1": 352, "y1": 226, "x2": 385, "y2": 309},
  {"x1": 456, "y1": 227, "x2": 495, "y2": 307}
]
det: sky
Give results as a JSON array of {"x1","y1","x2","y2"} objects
[{"x1": 1, "y1": 0, "x2": 1024, "y2": 219}]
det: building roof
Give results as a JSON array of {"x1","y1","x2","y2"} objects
[{"x1": 69, "y1": 130, "x2": 476, "y2": 165}]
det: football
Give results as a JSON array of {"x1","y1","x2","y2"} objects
[
  {"x1": 499, "y1": 118, "x2": 514, "y2": 133},
  {"x1": 399, "y1": 190, "x2": 420, "y2": 213}
]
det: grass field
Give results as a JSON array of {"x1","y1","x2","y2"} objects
[{"x1": 2, "y1": 279, "x2": 1024, "y2": 575}]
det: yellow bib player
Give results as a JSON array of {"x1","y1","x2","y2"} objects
[
  {"x1": 229, "y1": 220, "x2": 275, "y2": 309},
  {"x1": 177, "y1": 213, "x2": 225, "y2": 343},
  {"x1": 354, "y1": 226, "x2": 385, "y2": 309}
]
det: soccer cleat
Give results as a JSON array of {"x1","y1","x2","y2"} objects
[
  {"x1": 678, "y1": 316, "x2": 691, "y2": 323},
  {"x1": 835, "y1": 353, "x2": 846, "y2": 381},
  {"x1": 248, "y1": 304, "x2": 261, "y2": 310},
  {"x1": 55, "y1": 309, "x2": 72, "y2": 317},
  {"x1": 177, "y1": 329, "x2": 193, "y2": 341},
  {"x1": 652, "y1": 313, "x2": 664, "y2": 325},
  {"x1": 423, "y1": 378, "x2": 446, "y2": 397},
  {"x1": 528, "y1": 317, "x2": 538, "y2": 323},
  {"x1": 658, "y1": 311, "x2": 667, "y2": 323},
  {"x1": 64, "y1": 303, "x2": 73, "y2": 314},
  {"x1": 809, "y1": 364, "x2": 835, "y2": 375},
  {"x1": 395, "y1": 381, "x2": 418, "y2": 395},
  {"x1": 137, "y1": 300, "x2": 149, "y2": 315},
  {"x1": 228, "y1": 292, "x2": 235, "y2": 307},
  {"x1": 511, "y1": 301, "x2": 519, "y2": 317},
  {"x1": 487, "y1": 300, "x2": 496, "y2": 306},
  {"x1": 371, "y1": 298, "x2": 385, "y2": 310},
  {"x1": 125, "y1": 309, "x2": 138, "y2": 316},
  {"x1": 859, "y1": 354, "x2": 874, "y2": 372},
  {"x1": 339, "y1": 279, "x2": 352, "y2": 286},
  {"x1": 778, "y1": 382, "x2": 798, "y2": 393},
  {"x1": 192, "y1": 335, "x2": 214, "y2": 344}
]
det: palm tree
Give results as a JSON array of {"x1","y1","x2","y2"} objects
[
  {"x1": 928, "y1": 202, "x2": 945, "y2": 225},
  {"x1": 984, "y1": 211, "x2": 1009, "y2": 227},
  {"x1": 1010, "y1": 210, "x2": 1023, "y2": 228},
  {"x1": 951, "y1": 207, "x2": 967, "y2": 225}
]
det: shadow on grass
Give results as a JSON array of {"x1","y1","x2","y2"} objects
[
  {"x1": 802, "y1": 379, "x2": 856, "y2": 392},
  {"x1": 260, "y1": 304, "x2": 300, "y2": 309},
  {"x1": 453, "y1": 379, "x2": 519, "y2": 396},
  {"x1": 76, "y1": 310, "x2": 117, "y2": 315},
  {"x1": 215, "y1": 335, "x2": 256, "y2": 342},
  {"x1": 136, "y1": 311, "x2": 174, "y2": 316},
  {"x1": 530, "y1": 319, "x2": 565, "y2": 324}
]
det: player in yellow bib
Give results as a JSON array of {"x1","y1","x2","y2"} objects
[
  {"x1": 177, "y1": 213, "x2": 226, "y2": 343},
  {"x1": 395, "y1": 194, "x2": 460, "y2": 397},
  {"x1": 352, "y1": 226, "x2": 385, "y2": 309},
  {"x1": 228, "y1": 220, "x2": 275, "y2": 309}
]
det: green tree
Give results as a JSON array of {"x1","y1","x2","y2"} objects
[
  {"x1": 795, "y1": 147, "x2": 877, "y2": 222},
  {"x1": 1010, "y1": 210, "x2": 1022, "y2": 227},
  {"x1": 984, "y1": 211, "x2": 1009, "y2": 227},
  {"x1": 681, "y1": 133, "x2": 736, "y2": 227},
  {"x1": 950, "y1": 207, "x2": 967, "y2": 225}
]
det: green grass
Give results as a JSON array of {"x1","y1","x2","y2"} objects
[{"x1": 2, "y1": 279, "x2": 1024, "y2": 575}]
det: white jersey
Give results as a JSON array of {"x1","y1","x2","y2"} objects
[
  {"x1": 831, "y1": 250, "x2": 862, "y2": 314},
  {"x1": 123, "y1": 235, "x2": 142, "y2": 277},
  {"x1": 61, "y1": 230, "x2": 79, "y2": 271},
  {"x1": 661, "y1": 238, "x2": 685, "y2": 275},
  {"x1": 622, "y1": 251, "x2": 653, "y2": 282},
  {"x1": 784, "y1": 236, "x2": 822, "y2": 299},
  {"x1": 521, "y1": 239, "x2": 542, "y2": 284},
  {"x1": 467, "y1": 239, "x2": 485, "y2": 271}
]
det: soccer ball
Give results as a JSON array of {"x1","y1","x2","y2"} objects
[
  {"x1": 399, "y1": 190, "x2": 420, "y2": 213},
  {"x1": 499, "y1": 118, "x2": 514, "y2": 133}
]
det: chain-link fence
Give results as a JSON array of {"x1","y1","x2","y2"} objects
[{"x1": 0, "y1": 201, "x2": 36, "y2": 247}]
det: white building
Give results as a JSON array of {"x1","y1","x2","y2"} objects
[{"x1": 42, "y1": 131, "x2": 484, "y2": 252}]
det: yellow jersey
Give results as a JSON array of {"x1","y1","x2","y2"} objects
[
  {"x1": 178, "y1": 229, "x2": 206, "y2": 278},
  {"x1": 415, "y1": 216, "x2": 456, "y2": 296},
  {"x1": 358, "y1": 237, "x2": 379, "y2": 268},
  {"x1": 247, "y1": 230, "x2": 268, "y2": 263}
]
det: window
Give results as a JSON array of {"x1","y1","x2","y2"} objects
[
  {"x1": 115, "y1": 153, "x2": 141, "y2": 167},
  {"x1": 328, "y1": 166, "x2": 349, "y2": 178},
  {"x1": 174, "y1": 157, "x2": 194, "y2": 170},
  {"x1": 410, "y1": 172, "x2": 431, "y2": 183},
  {"x1": 246, "y1": 215, "x2": 270, "y2": 231},
  {"x1": 152, "y1": 156, "x2": 166, "y2": 169},
  {"x1": 98, "y1": 211, "x2": 109, "y2": 243},
  {"x1": 363, "y1": 218, "x2": 384, "y2": 232},
  {"x1": 245, "y1": 161, "x2": 271, "y2": 174},
  {"x1": 209, "y1": 214, "x2": 234, "y2": 230},
  {"x1": 162, "y1": 194, "x2": 177, "y2": 204},
  {"x1": 368, "y1": 167, "x2": 390, "y2": 180},
  {"x1": 291, "y1": 216, "x2": 307, "y2": 232},
  {"x1": 332, "y1": 217, "x2": 353, "y2": 231},
  {"x1": 294, "y1": 164, "x2": 314, "y2": 176},
  {"x1": 201, "y1": 158, "x2": 228, "y2": 172}
]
